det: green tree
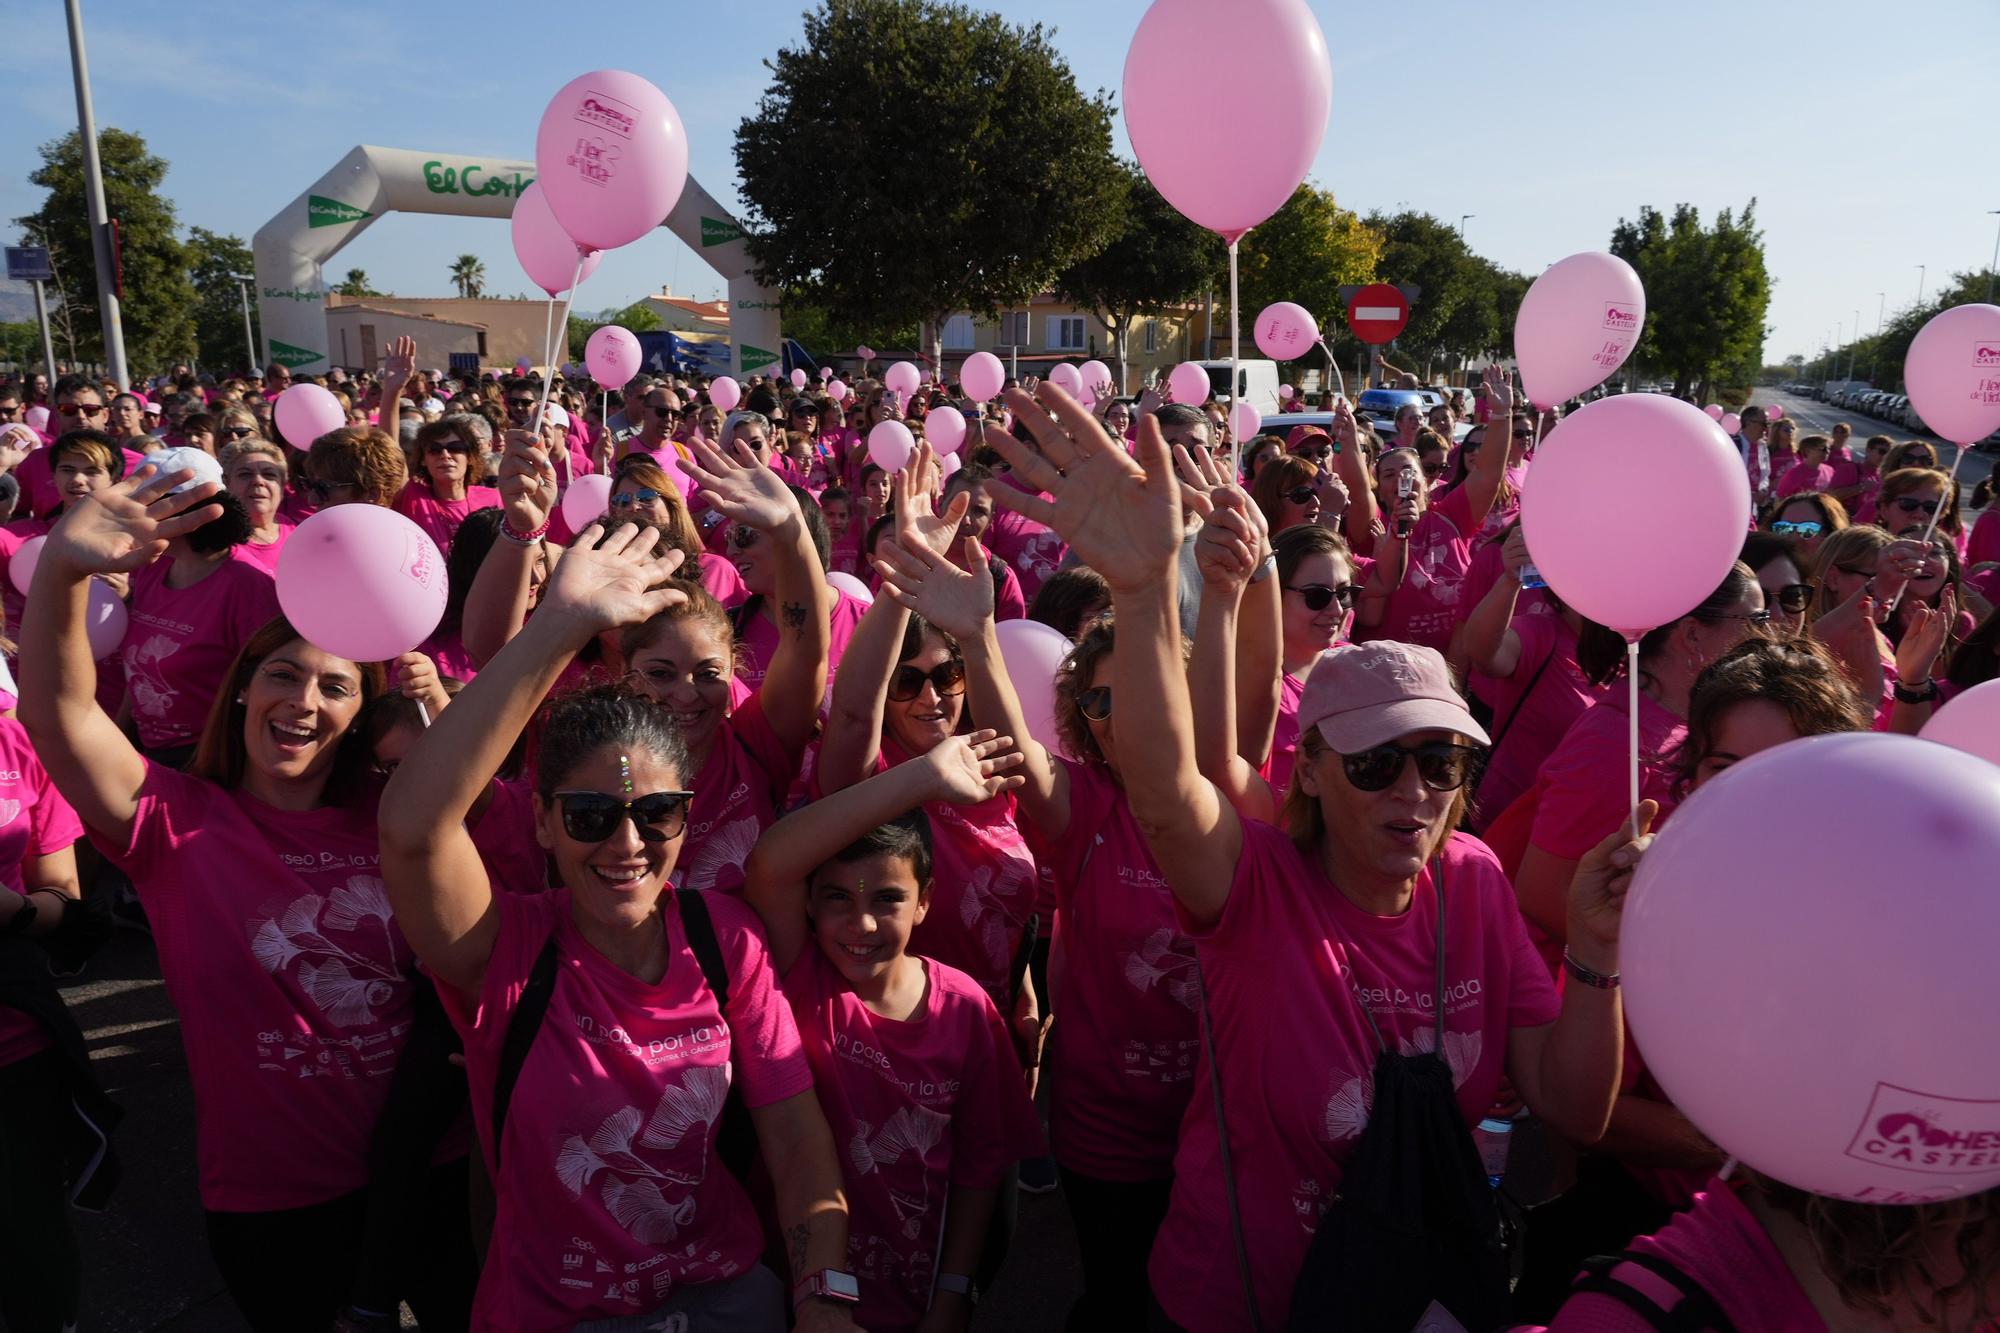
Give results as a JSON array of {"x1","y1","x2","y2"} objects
[
  {"x1": 780, "y1": 294, "x2": 918, "y2": 364},
  {"x1": 1364, "y1": 211, "x2": 1494, "y2": 372},
  {"x1": 16, "y1": 127, "x2": 195, "y2": 373},
  {"x1": 1236, "y1": 183, "x2": 1381, "y2": 380},
  {"x1": 449, "y1": 254, "x2": 486, "y2": 299},
  {"x1": 1057, "y1": 163, "x2": 1223, "y2": 392},
  {"x1": 736, "y1": 0, "x2": 1125, "y2": 362},
  {"x1": 183, "y1": 226, "x2": 257, "y2": 374},
  {"x1": 1610, "y1": 202, "x2": 1769, "y2": 398},
  {"x1": 332, "y1": 268, "x2": 380, "y2": 297},
  {"x1": 0, "y1": 323, "x2": 39, "y2": 366}
]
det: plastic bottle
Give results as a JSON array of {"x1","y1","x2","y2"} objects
[{"x1": 1473, "y1": 1116, "x2": 1512, "y2": 1188}]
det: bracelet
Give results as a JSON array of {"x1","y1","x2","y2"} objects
[
  {"x1": 498, "y1": 516, "x2": 550, "y2": 545},
  {"x1": 1248, "y1": 552, "x2": 1277, "y2": 584},
  {"x1": 1562, "y1": 948, "x2": 1620, "y2": 990},
  {"x1": 1892, "y1": 677, "x2": 1939, "y2": 704}
]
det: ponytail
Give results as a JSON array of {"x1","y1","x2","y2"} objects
[{"x1": 1574, "y1": 561, "x2": 1760, "y2": 688}]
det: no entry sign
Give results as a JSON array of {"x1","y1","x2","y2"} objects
[{"x1": 1347, "y1": 283, "x2": 1410, "y2": 345}]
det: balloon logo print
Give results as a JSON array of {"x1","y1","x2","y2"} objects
[
  {"x1": 1602, "y1": 304, "x2": 1640, "y2": 332},
  {"x1": 575, "y1": 93, "x2": 638, "y2": 137},
  {"x1": 565, "y1": 137, "x2": 619, "y2": 189}
]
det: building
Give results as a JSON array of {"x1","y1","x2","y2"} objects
[
  {"x1": 639, "y1": 289, "x2": 732, "y2": 335},
  {"x1": 930, "y1": 293, "x2": 1210, "y2": 393},
  {"x1": 323, "y1": 294, "x2": 558, "y2": 372}
]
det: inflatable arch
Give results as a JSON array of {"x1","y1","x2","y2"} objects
[{"x1": 250, "y1": 145, "x2": 781, "y2": 377}]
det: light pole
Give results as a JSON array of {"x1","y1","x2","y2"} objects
[
  {"x1": 1986, "y1": 211, "x2": 2000, "y2": 304},
  {"x1": 1847, "y1": 309, "x2": 1861, "y2": 382},
  {"x1": 1915, "y1": 264, "x2": 1926, "y2": 305},
  {"x1": 1458, "y1": 214, "x2": 1474, "y2": 238},
  {"x1": 233, "y1": 275, "x2": 257, "y2": 373},
  {"x1": 1871, "y1": 292, "x2": 1884, "y2": 378},
  {"x1": 64, "y1": 0, "x2": 128, "y2": 388}
]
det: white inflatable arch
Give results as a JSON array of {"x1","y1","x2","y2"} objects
[{"x1": 251, "y1": 145, "x2": 781, "y2": 377}]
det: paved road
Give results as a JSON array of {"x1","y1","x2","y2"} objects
[{"x1": 1751, "y1": 389, "x2": 1995, "y2": 514}]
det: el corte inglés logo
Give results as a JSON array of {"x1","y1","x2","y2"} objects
[
  {"x1": 422, "y1": 162, "x2": 533, "y2": 198},
  {"x1": 308, "y1": 195, "x2": 372, "y2": 229}
]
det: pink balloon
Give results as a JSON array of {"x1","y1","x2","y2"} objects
[
  {"x1": 826, "y1": 379, "x2": 849, "y2": 404},
  {"x1": 273, "y1": 383, "x2": 347, "y2": 447},
  {"x1": 1903, "y1": 302, "x2": 2000, "y2": 444},
  {"x1": 1719, "y1": 412, "x2": 1742, "y2": 435},
  {"x1": 276, "y1": 506, "x2": 447, "y2": 662},
  {"x1": 884, "y1": 362, "x2": 922, "y2": 399},
  {"x1": 1514, "y1": 252, "x2": 1647, "y2": 408},
  {"x1": 819, "y1": 366, "x2": 833, "y2": 381},
  {"x1": 867, "y1": 420, "x2": 915, "y2": 472},
  {"x1": 960, "y1": 351, "x2": 1005, "y2": 402},
  {"x1": 533, "y1": 69, "x2": 689, "y2": 253},
  {"x1": 924, "y1": 406, "x2": 967, "y2": 455},
  {"x1": 85, "y1": 580, "x2": 126, "y2": 661},
  {"x1": 1229, "y1": 402, "x2": 1262, "y2": 442},
  {"x1": 585, "y1": 325, "x2": 641, "y2": 387},
  {"x1": 1519, "y1": 394, "x2": 1749, "y2": 635},
  {"x1": 1703, "y1": 403, "x2": 1726, "y2": 421},
  {"x1": 560, "y1": 473, "x2": 614, "y2": 531},
  {"x1": 708, "y1": 376, "x2": 742, "y2": 412},
  {"x1": 1166, "y1": 360, "x2": 1211, "y2": 405},
  {"x1": 1047, "y1": 363, "x2": 1084, "y2": 398},
  {"x1": 511, "y1": 181, "x2": 602, "y2": 297},
  {"x1": 993, "y1": 619, "x2": 1073, "y2": 755},
  {"x1": 790, "y1": 368, "x2": 808, "y2": 390},
  {"x1": 1254, "y1": 301, "x2": 1318, "y2": 360},
  {"x1": 1078, "y1": 360, "x2": 1114, "y2": 398},
  {"x1": 1279, "y1": 383, "x2": 1295, "y2": 400},
  {"x1": 1920, "y1": 677, "x2": 2000, "y2": 766},
  {"x1": 1765, "y1": 403, "x2": 1784, "y2": 421},
  {"x1": 24, "y1": 405, "x2": 49, "y2": 431},
  {"x1": 1624, "y1": 732, "x2": 2000, "y2": 1204},
  {"x1": 825, "y1": 571, "x2": 873, "y2": 605},
  {"x1": 1123, "y1": 0, "x2": 1331, "y2": 242},
  {"x1": 9, "y1": 535, "x2": 45, "y2": 595},
  {"x1": 938, "y1": 451, "x2": 962, "y2": 478},
  {"x1": 856, "y1": 345, "x2": 876, "y2": 362}
]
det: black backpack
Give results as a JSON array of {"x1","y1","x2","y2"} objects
[
  {"x1": 490, "y1": 889, "x2": 755, "y2": 1178},
  {"x1": 1563, "y1": 1251, "x2": 1736, "y2": 1332}
]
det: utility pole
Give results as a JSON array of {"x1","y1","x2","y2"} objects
[
  {"x1": 1986, "y1": 211, "x2": 2000, "y2": 305},
  {"x1": 234, "y1": 276, "x2": 258, "y2": 373},
  {"x1": 1847, "y1": 309, "x2": 1861, "y2": 382},
  {"x1": 1915, "y1": 265, "x2": 1926, "y2": 306},
  {"x1": 64, "y1": 0, "x2": 128, "y2": 389},
  {"x1": 1458, "y1": 214, "x2": 1474, "y2": 238}
]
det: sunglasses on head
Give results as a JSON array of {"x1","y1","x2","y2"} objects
[
  {"x1": 1285, "y1": 484, "x2": 1317, "y2": 505},
  {"x1": 1890, "y1": 495, "x2": 1941, "y2": 517},
  {"x1": 1773, "y1": 583, "x2": 1813, "y2": 615},
  {"x1": 1770, "y1": 519, "x2": 1822, "y2": 538},
  {"x1": 1341, "y1": 741, "x2": 1478, "y2": 793},
  {"x1": 1286, "y1": 582, "x2": 1358, "y2": 612},
  {"x1": 888, "y1": 659, "x2": 966, "y2": 702},
  {"x1": 613, "y1": 488, "x2": 665, "y2": 508},
  {"x1": 57, "y1": 402, "x2": 106, "y2": 417},
  {"x1": 552, "y1": 789, "x2": 694, "y2": 844},
  {"x1": 1077, "y1": 685, "x2": 1111, "y2": 722},
  {"x1": 424, "y1": 440, "x2": 469, "y2": 455}
]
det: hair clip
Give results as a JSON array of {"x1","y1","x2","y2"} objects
[{"x1": 618, "y1": 754, "x2": 633, "y2": 795}]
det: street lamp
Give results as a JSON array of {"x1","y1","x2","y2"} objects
[
  {"x1": 1847, "y1": 309, "x2": 1861, "y2": 382},
  {"x1": 233, "y1": 276, "x2": 257, "y2": 373},
  {"x1": 1915, "y1": 264, "x2": 1926, "y2": 305},
  {"x1": 1458, "y1": 214, "x2": 1474, "y2": 238},
  {"x1": 1986, "y1": 210, "x2": 2000, "y2": 304}
]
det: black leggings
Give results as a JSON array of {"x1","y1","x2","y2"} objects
[
  {"x1": 1060, "y1": 1166, "x2": 1173, "y2": 1332},
  {"x1": 0, "y1": 1049, "x2": 81, "y2": 1333},
  {"x1": 205, "y1": 1158, "x2": 477, "y2": 1333}
]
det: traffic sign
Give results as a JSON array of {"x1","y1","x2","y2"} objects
[
  {"x1": 5, "y1": 246, "x2": 52, "y2": 283},
  {"x1": 1346, "y1": 283, "x2": 1410, "y2": 345}
]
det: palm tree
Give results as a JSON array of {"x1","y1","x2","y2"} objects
[{"x1": 448, "y1": 254, "x2": 486, "y2": 299}]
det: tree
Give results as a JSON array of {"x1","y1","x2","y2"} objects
[
  {"x1": 1610, "y1": 202, "x2": 1769, "y2": 397},
  {"x1": 1364, "y1": 211, "x2": 1494, "y2": 372},
  {"x1": 184, "y1": 227, "x2": 256, "y2": 374},
  {"x1": 16, "y1": 127, "x2": 195, "y2": 373},
  {"x1": 333, "y1": 269, "x2": 380, "y2": 297},
  {"x1": 1057, "y1": 163, "x2": 1223, "y2": 391},
  {"x1": 1236, "y1": 183, "x2": 1381, "y2": 381},
  {"x1": 736, "y1": 0, "x2": 1125, "y2": 363},
  {"x1": 449, "y1": 255, "x2": 486, "y2": 299}
]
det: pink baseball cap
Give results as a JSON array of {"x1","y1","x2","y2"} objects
[
  {"x1": 1298, "y1": 641, "x2": 1489, "y2": 754},
  {"x1": 1286, "y1": 424, "x2": 1332, "y2": 451}
]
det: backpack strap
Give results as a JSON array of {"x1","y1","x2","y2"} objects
[
  {"x1": 1195, "y1": 955, "x2": 1264, "y2": 1333},
  {"x1": 1486, "y1": 630, "x2": 1557, "y2": 752},
  {"x1": 1570, "y1": 1251, "x2": 1739, "y2": 1333},
  {"x1": 675, "y1": 889, "x2": 730, "y2": 1014},
  {"x1": 491, "y1": 933, "x2": 561, "y2": 1170}
]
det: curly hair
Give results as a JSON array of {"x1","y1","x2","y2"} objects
[
  {"x1": 621, "y1": 578, "x2": 736, "y2": 672},
  {"x1": 534, "y1": 682, "x2": 692, "y2": 799},
  {"x1": 307, "y1": 426, "x2": 407, "y2": 507},
  {"x1": 1669, "y1": 637, "x2": 1869, "y2": 794}
]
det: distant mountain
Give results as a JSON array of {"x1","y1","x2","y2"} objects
[{"x1": 0, "y1": 282, "x2": 38, "y2": 325}]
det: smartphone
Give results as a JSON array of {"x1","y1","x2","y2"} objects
[
  {"x1": 1519, "y1": 563, "x2": 1548, "y2": 590},
  {"x1": 1394, "y1": 471, "x2": 1416, "y2": 539}
]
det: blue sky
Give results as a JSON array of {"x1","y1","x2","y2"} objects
[{"x1": 4, "y1": 0, "x2": 1994, "y2": 364}]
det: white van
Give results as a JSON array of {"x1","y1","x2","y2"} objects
[{"x1": 1197, "y1": 359, "x2": 1281, "y2": 415}]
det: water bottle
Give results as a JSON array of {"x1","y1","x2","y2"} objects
[{"x1": 1473, "y1": 1116, "x2": 1512, "y2": 1189}]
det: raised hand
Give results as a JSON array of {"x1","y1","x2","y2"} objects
[
  {"x1": 1811, "y1": 580, "x2": 1881, "y2": 678},
  {"x1": 1482, "y1": 362, "x2": 1515, "y2": 417},
  {"x1": 682, "y1": 437, "x2": 802, "y2": 535},
  {"x1": 539, "y1": 523, "x2": 688, "y2": 635},
  {"x1": 42, "y1": 464, "x2": 222, "y2": 579},
  {"x1": 497, "y1": 428, "x2": 556, "y2": 533},
  {"x1": 390, "y1": 650, "x2": 450, "y2": 715},
  {"x1": 919, "y1": 729, "x2": 1027, "y2": 806},
  {"x1": 891, "y1": 441, "x2": 968, "y2": 557},
  {"x1": 982, "y1": 384, "x2": 1184, "y2": 594},
  {"x1": 1895, "y1": 585, "x2": 1956, "y2": 687},
  {"x1": 873, "y1": 534, "x2": 993, "y2": 640},
  {"x1": 1501, "y1": 523, "x2": 1533, "y2": 578},
  {"x1": 1566, "y1": 800, "x2": 1657, "y2": 969},
  {"x1": 1194, "y1": 488, "x2": 1264, "y2": 594},
  {"x1": 1331, "y1": 396, "x2": 1358, "y2": 452},
  {"x1": 0, "y1": 425, "x2": 34, "y2": 472},
  {"x1": 381, "y1": 335, "x2": 417, "y2": 393},
  {"x1": 1313, "y1": 465, "x2": 1351, "y2": 524}
]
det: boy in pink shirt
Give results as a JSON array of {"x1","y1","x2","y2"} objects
[{"x1": 1774, "y1": 432, "x2": 1836, "y2": 499}]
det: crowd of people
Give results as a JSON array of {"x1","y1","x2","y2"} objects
[{"x1": 0, "y1": 342, "x2": 1994, "y2": 1333}]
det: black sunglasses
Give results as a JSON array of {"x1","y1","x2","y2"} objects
[
  {"x1": 424, "y1": 440, "x2": 469, "y2": 455},
  {"x1": 1773, "y1": 583, "x2": 1813, "y2": 615},
  {"x1": 888, "y1": 659, "x2": 966, "y2": 702},
  {"x1": 1341, "y1": 741, "x2": 1479, "y2": 793},
  {"x1": 1421, "y1": 461, "x2": 1444, "y2": 478},
  {"x1": 303, "y1": 478, "x2": 354, "y2": 501},
  {"x1": 728, "y1": 524, "x2": 761, "y2": 550},
  {"x1": 1889, "y1": 496, "x2": 1941, "y2": 517},
  {"x1": 652, "y1": 405, "x2": 678, "y2": 420},
  {"x1": 613, "y1": 488, "x2": 665, "y2": 508},
  {"x1": 552, "y1": 790, "x2": 694, "y2": 844},
  {"x1": 1285, "y1": 484, "x2": 1317, "y2": 505},
  {"x1": 223, "y1": 425, "x2": 256, "y2": 440},
  {"x1": 505, "y1": 397, "x2": 536, "y2": 411},
  {"x1": 1077, "y1": 685, "x2": 1111, "y2": 722},
  {"x1": 1285, "y1": 583, "x2": 1357, "y2": 612}
]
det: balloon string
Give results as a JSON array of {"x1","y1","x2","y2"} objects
[
  {"x1": 1626, "y1": 638, "x2": 1641, "y2": 830},
  {"x1": 530, "y1": 251, "x2": 590, "y2": 476},
  {"x1": 416, "y1": 700, "x2": 431, "y2": 729},
  {"x1": 1320, "y1": 339, "x2": 1346, "y2": 403},
  {"x1": 1881, "y1": 445, "x2": 1963, "y2": 616},
  {"x1": 540, "y1": 301, "x2": 556, "y2": 381},
  {"x1": 1227, "y1": 237, "x2": 1241, "y2": 479}
]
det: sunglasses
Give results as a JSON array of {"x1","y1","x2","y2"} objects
[
  {"x1": 728, "y1": 524, "x2": 762, "y2": 550},
  {"x1": 424, "y1": 440, "x2": 469, "y2": 455},
  {"x1": 1296, "y1": 444, "x2": 1334, "y2": 462},
  {"x1": 1341, "y1": 741, "x2": 1479, "y2": 793},
  {"x1": 57, "y1": 402, "x2": 107, "y2": 417},
  {"x1": 1077, "y1": 685, "x2": 1112, "y2": 722},
  {"x1": 652, "y1": 405, "x2": 678, "y2": 420},
  {"x1": 1771, "y1": 584, "x2": 1813, "y2": 615},
  {"x1": 888, "y1": 659, "x2": 967, "y2": 702},
  {"x1": 1285, "y1": 484, "x2": 1317, "y2": 505},
  {"x1": 223, "y1": 426, "x2": 257, "y2": 440},
  {"x1": 1285, "y1": 582, "x2": 1358, "y2": 612},
  {"x1": 552, "y1": 789, "x2": 694, "y2": 844},
  {"x1": 613, "y1": 488, "x2": 665, "y2": 508},
  {"x1": 1715, "y1": 609, "x2": 1774, "y2": 626},
  {"x1": 1889, "y1": 496, "x2": 1941, "y2": 517},
  {"x1": 303, "y1": 478, "x2": 355, "y2": 502},
  {"x1": 505, "y1": 397, "x2": 536, "y2": 411},
  {"x1": 1769, "y1": 519, "x2": 1822, "y2": 538},
  {"x1": 1421, "y1": 462, "x2": 1444, "y2": 478}
]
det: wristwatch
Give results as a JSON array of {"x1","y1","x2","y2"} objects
[
  {"x1": 1891, "y1": 677, "x2": 1939, "y2": 705},
  {"x1": 793, "y1": 1268, "x2": 861, "y2": 1310}
]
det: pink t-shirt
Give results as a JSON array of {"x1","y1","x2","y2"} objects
[
  {"x1": 781, "y1": 947, "x2": 1041, "y2": 1329},
  {"x1": 439, "y1": 887, "x2": 811, "y2": 1331},
  {"x1": 1363, "y1": 486, "x2": 1479, "y2": 652},
  {"x1": 0, "y1": 516, "x2": 56, "y2": 644},
  {"x1": 1470, "y1": 614, "x2": 1610, "y2": 830},
  {"x1": 985, "y1": 473, "x2": 1067, "y2": 600},
  {"x1": 1528, "y1": 689, "x2": 1683, "y2": 862},
  {"x1": 732, "y1": 588, "x2": 869, "y2": 699},
  {"x1": 674, "y1": 694, "x2": 803, "y2": 897},
  {"x1": 471, "y1": 777, "x2": 547, "y2": 896},
  {"x1": 236, "y1": 523, "x2": 294, "y2": 574},
  {"x1": 1543, "y1": 1180, "x2": 1825, "y2": 1332},
  {"x1": 1023, "y1": 759, "x2": 1199, "y2": 1181},
  {"x1": 1267, "y1": 671, "x2": 1310, "y2": 797},
  {"x1": 1823, "y1": 453, "x2": 1859, "y2": 494},
  {"x1": 1968, "y1": 508, "x2": 2000, "y2": 569},
  {"x1": 1774, "y1": 461, "x2": 1834, "y2": 499},
  {"x1": 97, "y1": 765, "x2": 423, "y2": 1210},
  {"x1": 0, "y1": 718, "x2": 86, "y2": 1068},
  {"x1": 698, "y1": 551, "x2": 748, "y2": 609},
  {"x1": 123, "y1": 551, "x2": 282, "y2": 750},
  {"x1": 393, "y1": 479, "x2": 501, "y2": 555},
  {"x1": 1148, "y1": 823, "x2": 1560, "y2": 1331}
]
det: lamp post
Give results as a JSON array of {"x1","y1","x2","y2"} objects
[
  {"x1": 1458, "y1": 214, "x2": 1474, "y2": 238},
  {"x1": 233, "y1": 276, "x2": 257, "y2": 374},
  {"x1": 1915, "y1": 264, "x2": 1926, "y2": 305},
  {"x1": 64, "y1": 0, "x2": 128, "y2": 388},
  {"x1": 1847, "y1": 309, "x2": 1861, "y2": 382},
  {"x1": 1986, "y1": 211, "x2": 2000, "y2": 305}
]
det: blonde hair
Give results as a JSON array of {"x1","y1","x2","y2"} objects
[{"x1": 219, "y1": 438, "x2": 287, "y2": 477}]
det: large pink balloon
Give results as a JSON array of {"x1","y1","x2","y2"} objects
[
  {"x1": 511, "y1": 181, "x2": 602, "y2": 297},
  {"x1": 273, "y1": 384, "x2": 346, "y2": 447},
  {"x1": 1079, "y1": 360, "x2": 1114, "y2": 397},
  {"x1": 708, "y1": 376, "x2": 742, "y2": 412},
  {"x1": 1047, "y1": 363, "x2": 1084, "y2": 398},
  {"x1": 533, "y1": 70, "x2": 688, "y2": 253},
  {"x1": 1903, "y1": 302, "x2": 2000, "y2": 444},
  {"x1": 1229, "y1": 402, "x2": 1262, "y2": 442},
  {"x1": 1254, "y1": 301, "x2": 1318, "y2": 360},
  {"x1": 1624, "y1": 732, "x2": 2000, "y2": 1204},
  {"x1": 560, "y1": 473, "x2": 613, "y2": 531},
  {"x1": 994, "y1": 619, "x2": 1074, "y2": 755},
  {"x1": 826, "y1": 379, "x2": 849, "y2": 404},
  {"x1": 1519, "y1": 394, "x2": 1749, "y2": 635},
  {"x1": 924, "y1": 406, "x2": 967, "y2": 455},
  {"x1": 585, "y1": 325, "x2": 641, "y2": 387},
  {"x1": 1703, "y1": 403, "x2": 1725, "y2": 421},
  {"x1": 884, "y1": 362, "x2": 922, "y2": 399},
  {"x1": 790, "y1": 368, "x2": 808, "y2": 390},
  {"x1": 1166, "y1": 360, "x2": 1211, "y2": 405},
  {"x1": 1920, "y1": 677, "x2": 2000, "y2": 766},
  {"x1": 825, "y1": 571, "x2": 873, "y2": 605},
  {"x1": 961, "y1": 352, "x2": 1005, "y2": 402},
  {"x1": 276, "y1": 506, "x2": 447, "y2": 662},
  {"x1": 1123, "y1": 0, "x2": 1331, "y2": 242},
  {"x1": 9, "y1": 535, "x2": 45, "y2": 595},
  {"x1": 1514, "y1": 252, "x2": 1647, "y2": 408},
  {"x1": 1766, "y1": 403, "x2": 1785, "y2": 421},
  {"x1": 85, "y1": 580, "x2": 126, "y2": 661},
  {"x1": 868, "y1": 420, "x2": 915, "y2": 472}
]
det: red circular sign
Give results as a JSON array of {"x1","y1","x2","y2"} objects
[{"x1": 1347, "y1": 283, "x2": 1410, "y2": 345}]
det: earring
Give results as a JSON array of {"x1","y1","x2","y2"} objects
[{"x1": 235, "y1": 695, "x2": 246, "y2": 705}]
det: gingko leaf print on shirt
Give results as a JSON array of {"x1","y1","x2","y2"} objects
[
  {"x1": 557, "y1": 1063, "x2": 732, "y2": 1244},
  {"x1": 246, "y1": 878, "x2": 405, "y2": 1056}
]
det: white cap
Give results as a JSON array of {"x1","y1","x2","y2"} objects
[
  {"x1": 148, "y1": 446, "x2": 223, "y2": 496},
  {"x1": 539, "y1": 403, "x2": 570, "y2": 430}
]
